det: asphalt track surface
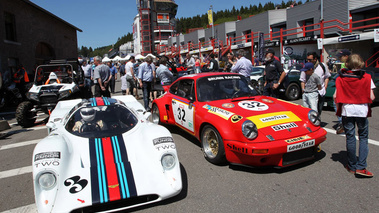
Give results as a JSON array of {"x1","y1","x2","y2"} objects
[{"x1": 1, "y1": 79, "x2": 379, "y2": 213}]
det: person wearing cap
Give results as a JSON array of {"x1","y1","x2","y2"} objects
[
  {"x1": 300, "y1": 62, "x2": 322, "y2": 112},
  {"x1": 300, "y1": 52, "x2": 331, "y2": 115},
  {"x1": 334, "y1": 54, "x2": 375, "y2": 177},
  {"x1": 263, "y1": 48, "x2": 284, "y2": 98},
  {"x1": 336, "y1": 49, "x2": 351, "y2": 69}
]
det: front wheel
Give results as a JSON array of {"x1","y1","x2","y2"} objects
[
  {"x1": 151, "y1": 104, "x2": 161, "y2": 124},
  {"x1": 285, "y1": 83, "x2": 301, "y2": 100},
  {"x1": 201, "y1": 125, "x2": 226, "y2": 165},
  {"x1": 16, "y1": 101, "x2": 36, "y2": 127}
]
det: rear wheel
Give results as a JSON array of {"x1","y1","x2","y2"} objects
[
  {"x1": 201, "y1": 125, "x2": 226, "y2": 165},
  {"x1": 16, "y1": 101, "x2": 36, "y2": 127},
  {"x1": 285, "y1": 83, "x2": 301, "y2": 100}
]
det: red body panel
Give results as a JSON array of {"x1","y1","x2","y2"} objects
[{"x1": 152, "y1": 72, "x2": 327, "y2": 167}]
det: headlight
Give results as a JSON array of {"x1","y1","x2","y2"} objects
[
  {"x1": 27, "y1": 92, "x2": 39, "y2": 102},
  {"x1": 161, "y1": 154, "x2": 176, "y2": 170},
  {"x1": 38, "y1": 172, "x2": 57, "y2": 190},
  {"x1": 242, "y1": 120, "x2": 258, "y2": 140},
  {"x1": 59, "y1": 89, "x2": 72, "y2": 99},
  {"x1": 308, "y1": 110, "x2": 321, "y2": 126}
]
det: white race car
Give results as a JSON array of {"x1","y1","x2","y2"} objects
[{"x1": 33, "y1": 96, "x2": 182, "y2": 213}]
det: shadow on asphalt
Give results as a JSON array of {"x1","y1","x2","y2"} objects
[
  {"x1": 330, "y1": 151, "x2": 348, "y2": 167},
  {"x1": 228, "y1": 150, "x2": 327, "y2": 174},
  {"x1": 127, "y1": 163, "x2": 188, "y2": 212}
]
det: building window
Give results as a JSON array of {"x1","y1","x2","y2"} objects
[
  {"x1": 157, "y1": 13, "x2": 169, "y2": 23},
  {"x1": 4, "y1": 12, "x2": 17, "y2": 42}
]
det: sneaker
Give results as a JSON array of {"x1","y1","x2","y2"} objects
[
  {"x1": 336, "y1": 126, "x2": 345, "y2": 134},
  {"x1": 355, "y1": 169, "x2": 373, "y2": 177},
  {"x1": 344, "y1": 165, "x2": 355, "y2": 174}
]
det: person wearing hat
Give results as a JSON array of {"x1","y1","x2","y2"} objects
[
  {"x1": 263, "y1": 48, "x2": 284, "y2": 98},
  {"x1": 336, "y1": 49, "x2": 351, "y2": 69},
  {"x1": 300, "y1": 62, "x2": 322, "y2": 112},
  {"x1": 334, "y1": 54, "x2": 375, "y2": 177}
]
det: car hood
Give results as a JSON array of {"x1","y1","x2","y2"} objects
[
  {"x1": 201, "y1": 96, "x2": 316, "y2": 141},
  {"x1": 34, "y1": 123, "x2": 181, "y2": 213}
]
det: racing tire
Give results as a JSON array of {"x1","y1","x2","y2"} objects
[
  {"x1": 285, "y1": 83, "x2": 301, "y2": 101},
  {"x1": 201, "y1": 125, "x2": 226, "y2": 165},
  {"x1": 16, "y1": 101, "x2": 36, "y2": 128},
  {"x1": 151, "y1": 104, "x2": 161, "y2": 124}
]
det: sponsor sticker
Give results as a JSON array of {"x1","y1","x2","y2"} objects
[
  {"x1": 271, "y1": 122, "x2": 298, "y2": 131},
  {"x1": 238, "y1": 101, "x2": 269, "y2": 111},
  {"x1": 153, "y1": 137, "x2": 174, "y2": 145},
  {"x1": 247, "y1": 111, "x2": 302, "y2": 129},
  {"x1": 34, "y1": 152, "x2": 61, "y2": 161},
  {"x1": 285, "y1": 135, "x2": 311, "y2": 143},
  {"x1": 222, "y1": 103, "x2": 235, "y2": 108},
  {"x1": 261, "y1": 114, "x2": 289, "y2": 122},
  {"x1": 203, "y1": 104, "x2": 234, "y2": 120},
  {"x1": 156, "y1": 144, "x2": 176, "y2": 151},
  {"x1": 231, "y1": 115, "x2": 243, "y2": 123},
  {"x1": 261, "y1": 98, "x2": 274, "y2": 103},
  {"x1": 287, "y1": 139, "x2": 315, "y2": 152}
]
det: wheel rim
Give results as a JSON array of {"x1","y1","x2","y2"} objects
[
  {"x1": 152, "y1": 105, "x2": 160, "y2": 124},
  {"x1": 202, "y1": 128, "x2": 219, "y2": 159},
  {"x1": 289, "y1": 86, "x2": 299, "y2": 99}
]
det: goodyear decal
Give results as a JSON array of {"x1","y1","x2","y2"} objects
[
  {"x1": 89, "y1": 135, "x2": 137, "y2": 204},
  {"x1": 247, "y1": 111, "x2": 302, "y2": 129},
  {"x1": 203, "y1": 104, "x2": 234, "y2": 120},
  {"x1": 285, "y1": 135, "x2": 311, "y2": 143}
]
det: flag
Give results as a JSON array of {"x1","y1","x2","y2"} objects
[{"x1": 208, "y1": 9, "x2": 213, "y2": 26}]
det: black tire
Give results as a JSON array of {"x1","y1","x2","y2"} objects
[
  {"x1": 285, "y1": 83, "x2": 301, "y2": 100},
  {"x1": 151, "y1": 104, "x2": 161, "y2": 124},
  {"x1": 201, "y1": 125, "x2": 226, "y2": 165},
  {"x1": 16, "y1": 101, "x2": 36, "y2": 127}
]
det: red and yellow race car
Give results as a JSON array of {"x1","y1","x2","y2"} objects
[{"x1": 151, "y1": 72, "x2": 327, "y2": 167}]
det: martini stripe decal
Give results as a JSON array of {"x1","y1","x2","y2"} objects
[{"x1": 89, "y1": 135, "x2": 137, "y2": 204}]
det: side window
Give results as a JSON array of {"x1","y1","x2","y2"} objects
[
  {"x1": 169, "y1": 81, "x2": 179, "y2": 95},
  {"x1": 177, "y1": 79, "x2": 194, "y2": 100},
  {"x1": 170, "y1": 80, "x2": 194, "y2": 100}
]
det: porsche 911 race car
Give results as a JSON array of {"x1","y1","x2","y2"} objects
[
  {"x1": 33, "y1": 96, "x2": 182, "y2": 213},
  {"x1": 152, "y1": 72, "x2": 327, "y2": 168}
]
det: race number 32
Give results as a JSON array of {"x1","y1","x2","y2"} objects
[{"x1": 238, "y1": 101, "x2": 269, "y2": 111}]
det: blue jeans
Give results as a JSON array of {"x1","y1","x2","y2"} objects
[
  {"x1": 342, "y1": 116, "x2": 369, "y2": 171},
  {"x1": 302, "y1": 92, "x2": 319, "y2": 112},
  {"x1": 142, "y1": 81, "x2": 152, "y2": 110}
]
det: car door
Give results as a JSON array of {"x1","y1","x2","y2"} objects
[{"x1": 169, "y1": 79, "x2": 196, "y2": 133}]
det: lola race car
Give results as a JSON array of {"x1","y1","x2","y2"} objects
[
  {"x1": 33, "y1": 96, "x2": 182, "y2": 213},
  {"x1": 151, "y1": 72, "x2": 327, "y2": 167}
]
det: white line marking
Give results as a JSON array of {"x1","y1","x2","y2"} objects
[
  {"x1": 0, "y1": 139, "x2": 40, "y2": 151},
  {"x1": 323, "y1": 127, "x2": 379, "y2": 146},
  {"x1": 0, "y1": 203, "x2": 37, "y2": 213},
  {"x1": 0, "y1": 166, "x2": 32, "y2": 179}
]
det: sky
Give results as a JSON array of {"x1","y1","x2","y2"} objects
[{"x1": 30, "y1": 0, "x2": 284, "y2": 49}]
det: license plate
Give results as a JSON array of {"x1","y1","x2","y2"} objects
[{"x1": 287, "y1": 139, "x2": 315, "y2": 152}]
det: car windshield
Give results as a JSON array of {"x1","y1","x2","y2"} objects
[
  {"x1": 197, "y1": 75, "x2": 259, "y2": 102},
  {"x1": 34, "y1": 64, "x2": 74, "y2": 85},
  {"x1": 251, "y1": 67, "x2": 264, "y2": 75},
  {"x1": 65, "y1": 104, "x2": 138, "y2": 138}
]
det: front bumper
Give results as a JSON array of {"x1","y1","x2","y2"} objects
[{"x1": 224, "y1": 128, "x2": 327, "y2": 167}]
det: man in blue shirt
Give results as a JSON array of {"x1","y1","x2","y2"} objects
[
  {"x1": 107, "y1": 62, "x2": 117, "y2": 94},
  {"x1": 231, "y1": 49, "x2": 253, "y2": 79},
  {"x1": 138, "y1": 56, "x2": 155, "y2": 111}
]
